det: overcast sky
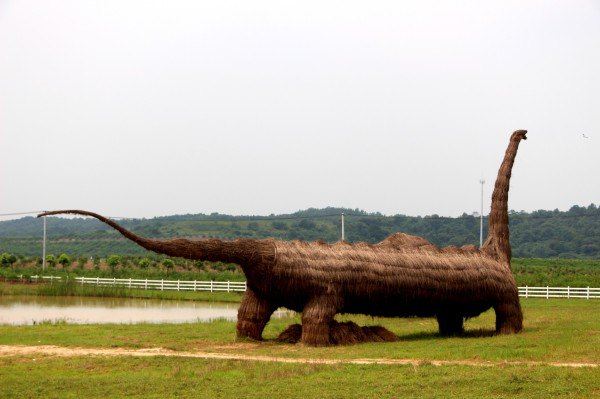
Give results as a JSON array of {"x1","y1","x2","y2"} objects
[{"x1": 1, "y1": 1, "x2": 599, "y2": 220}]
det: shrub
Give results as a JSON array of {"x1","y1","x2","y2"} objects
[
  {"x1": 107, "y1": 255, "x2": 121, "y2": 272},
  {"x1": 194, "y1": 260, "x2": 206, "y2": 271},
  {"x1": 225, "y1": 263, "x2": 238, "y2": 272},
  {"x1": 272, "y1": 221, "x2": 287, "y2": 230},
  {"x1": 162, "y1": 258, "x2": 174, "y2": 271},
  {"x1": 138, "y1": 258, "x2": 151, "y2": 269},
  {"x1": 0, "y1": 252, "x2": 17, "y2": 267}
]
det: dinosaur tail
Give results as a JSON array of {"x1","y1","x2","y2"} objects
[
  {"x1": 37, "y1": 210, "x2": 272, "y2": 265},
  {"x1": 482, "y1": 130, "x2": 527, "y2": 263}
]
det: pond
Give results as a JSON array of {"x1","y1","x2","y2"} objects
[{"x1": 0, "y1": 296, "x2": 261, "y2": 325}]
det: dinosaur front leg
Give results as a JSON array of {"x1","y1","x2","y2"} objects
[
  {"x1": 300, "y1": 295, "x2": 341, "y2": 346},
  {"x1": 236, "y1": 288, "x2": 275, "y2": 341},
  {"x1": 494, "y1": 296, "x2": 523, "y2": 334}
]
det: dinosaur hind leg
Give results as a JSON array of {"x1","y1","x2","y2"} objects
[
  {"x1": 300, "y1": 295, "x2": 341, "y2": 346},
  {"x1": 236, "y1": 288, "x2": 275, "y2": 341},
  {"x1": 436, "y1": 312, "x2": 464, "y2": 336}
]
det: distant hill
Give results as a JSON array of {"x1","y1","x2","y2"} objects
[{"x1": 0, "y1": 205, "x2": 599, "y2": 258}]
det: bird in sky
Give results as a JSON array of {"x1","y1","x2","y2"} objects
[{"x1": 582, "y1": 133, "x2": 590, "y2": 139}]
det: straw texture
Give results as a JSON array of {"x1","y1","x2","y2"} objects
[{"x1": 39, "y1": 130, "x2": 527, "y2": 346}]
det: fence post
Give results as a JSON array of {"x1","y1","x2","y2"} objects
[
  {"x1": 177, "y1": 280, "x2": 180, "y2": 291},
  {"x1": 227, "y1": 281, "x2": 230, "y2": 292},
  {"x1": 546, "y1": 286, "x2": 549, "y2": 299},
  {"x1": 194, "y1": 280, "x2": 197, "y2": 291},
  {"x1": 210, "y1": 280, "x2": 213, "y2": 293},
  {"x1": 145, "y1": 279, "x2": 148, "y2": 290},
  {"x1": 96, "y1": 277, "x2": 99, "y2": 286},
  {"x1": 587, "y1": 287, "x2": 590, "y2": 300},
  {"x1": 113, "y1": 277, "x2": 116, "y2": 287},
  {"x1": 567, "y1": 286, "x2": 570, "y2": 299},
  {"x1": 161, "y1": 279, "x2": 164, "y2": 291},
  {"x1": 244, "y1": 281, "x2": 247, "y2": 292},
  {"x1": 525, "y1": 286, "x2": 528, "y2": 298}
]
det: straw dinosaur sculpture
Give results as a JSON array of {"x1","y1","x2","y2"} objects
[{"x1": 40, "y1": 130, "x2": 527, "y2": 346}]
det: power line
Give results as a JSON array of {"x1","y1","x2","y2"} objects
[
  {"x1": 0, "y1": 211, "x2": 130, "y2": 219},
  {"x1": 0, "y1": 211, "x2": 44, "y2": 217}
]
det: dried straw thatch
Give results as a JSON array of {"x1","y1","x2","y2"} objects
[{"x1": 40, "y1": 130, "x2": 527, "y2": 346}]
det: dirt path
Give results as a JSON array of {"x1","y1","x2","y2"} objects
[{"x1": 0, "y1": 345, "x2": 596, "y2": 368}]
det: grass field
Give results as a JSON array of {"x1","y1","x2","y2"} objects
[
  {"x1": 0, "y1": 298, "x2": 598, "y2": 398},
  {"x1": 0, "y1": 281, "x2": 243, "y2": 303},
  {"x1": 0, "y1": 299, "x2": 598, "y2": 362},
  {"x1": 511, "y1": 258, "x2": 600, "y2": 287}
]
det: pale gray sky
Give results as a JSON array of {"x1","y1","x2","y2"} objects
[{"x1": 1, "y1": 0, "x2": 599, "y2": 219}]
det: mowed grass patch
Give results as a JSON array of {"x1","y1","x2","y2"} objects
[
  {"x1": 0, "y1": 355, "x2": 597, "y2": 399},
  {"x1": 0, "y1": 299, "x2": 597, "y2": 364}
]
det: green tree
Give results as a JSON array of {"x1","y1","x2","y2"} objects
[
  {"x1": 297, "y1": 219, "x2": 317, "y2": 230},
  {"x1": 57, "y1": 253, "x2": 71, "y2": 267},
  {"x1": 272, "y1": 221, "x2": 287, "y2": 230},
  {"x1": 45, "y1": 254, "x2": 56, "y2": 267}
]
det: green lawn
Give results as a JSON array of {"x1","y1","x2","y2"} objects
[{"x1": 0, "y1": 355, "x2": 597, "y2": 399}]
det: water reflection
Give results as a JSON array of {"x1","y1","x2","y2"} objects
[{"x1": 0, "y1": 296, "x2": 245, "y2": 325}]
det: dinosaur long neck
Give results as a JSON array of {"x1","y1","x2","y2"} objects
[
  {"x1": 483, "y1": 130, "x2": 527, "y2": 263},
  {"x1": 37, "y1": 210, "x2": 275, "y2": 267}
]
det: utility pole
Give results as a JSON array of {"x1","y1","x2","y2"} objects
[
  {"x1": 341, "y1": 212, "x2": 345, "y2": 242},
  {"x1": 42, "y1": 214, "x2": 47, "y2": 270},
  {"x1": 479, "y1": 180, "x2": 485, "y2": 248}
]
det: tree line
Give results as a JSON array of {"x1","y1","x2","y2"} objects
[{"x1": 0, "y1": 204, "x2": 598, "y2": 258}]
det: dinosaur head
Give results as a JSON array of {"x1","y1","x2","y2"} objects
[{"x1": 511, "y1": 130, "x2": 527, "y2": 141}]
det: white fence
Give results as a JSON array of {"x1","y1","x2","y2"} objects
[
  {"x1": 23, "y1": 276, "x2": 600, "y2": 298},
  {"x1": 519, "y1": 286, "x2": 599, "y2": 299},
  {"x1": 28, "y1": 275, "x2": 247, "y2": 293}
]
